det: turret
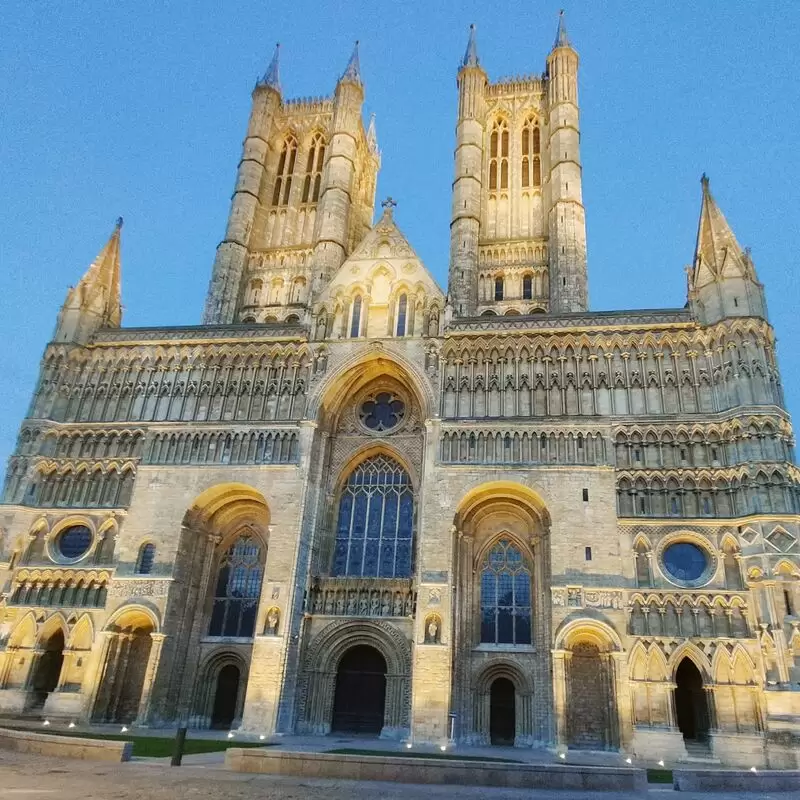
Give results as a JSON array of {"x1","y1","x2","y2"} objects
[
  {"x1": 202, "y1": 44, "x2": 282, "y2": 324},
  {"x1": 311, "y1": 42, "x2": 365, "y2": 299},
  {"x1": 448, "y1": 24, "x2": 487, "y2": 317},
  {"x1": 546, "y1": 11, "x2": 588, "y2": 313},
  {"x1": 688, "y1": 175, "x2": 767, "y2": 324},
  {"x1": 55, "y1": 218, "x2": 123, "y2": 344}
]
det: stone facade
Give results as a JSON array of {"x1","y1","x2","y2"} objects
[{"x1": 0, "y1": 18, "x2": 798, "y2": 767}]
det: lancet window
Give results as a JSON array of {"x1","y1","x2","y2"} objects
[
  {"x1": 396, "y1": 294, "x2": 408, "y2": 336},
  {"x1": 521, "y1": 118, "x2": 541, "y2": 189},
  {"x1": 350, "y1": 295, "x2": 363, "y2": 338},
  {"x1": 489, "y1": 119, "x2": 509, "y2": 191},
  {"x1": 272, "y1": 136, "x2": 298, "y2": 207},
  {"x1": 208, "y1": 534, "x2": 264, "y2": 638},
  {"x1": 332, "y1": 455, "x2": 414, "y2": 578},
  {"x1": 301, "y1": 133, "x2": 325, "y2": 203},
  {"x1": 480, "y1": 539, "x2": 532, "y2": 645},
  {"x1": 135, "y1": 542, "x2": 155, "y2": 575}
]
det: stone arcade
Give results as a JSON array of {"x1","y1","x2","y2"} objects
[{"x1": 1, "y1": 17, "x2": 799, "y2": 768}]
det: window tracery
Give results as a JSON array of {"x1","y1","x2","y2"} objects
[
  {"x1": 332, "y1": 455, "x2": 414, "y2": 579},
  {"x1": 208, "y1": 534, "x2": 263, "y2": 638},
  {"x1": 480, "y1": 539, "x2": 532, "y2": 645},
  {"x1": 521, "y1": 118, "x2": 541, "y2": 189}
]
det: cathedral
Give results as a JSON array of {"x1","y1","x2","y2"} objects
[{"x1": 1, "y1": 16, "x2": 798, "y2": 768}]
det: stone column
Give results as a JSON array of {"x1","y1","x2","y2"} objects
[
  {"x1": 552, "y1": 649, "x2": 569, "y2": 748},
  {"x1": 84, "y1": 631, "x2": 116, "y2": 721},
  {"x1": 611, "y1": 650, "x2": 633, "y2": 749},
  {"x1": 134, "y1": 633, "x2": 166, "y2": 724}
]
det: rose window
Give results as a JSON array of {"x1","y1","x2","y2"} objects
[{"x1": 359, "y1": 392, "x2": 405, "y2": 432}]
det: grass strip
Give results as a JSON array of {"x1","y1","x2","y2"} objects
[{"x1": 646, "y1": 768, "x2": 673, "y2": 784}]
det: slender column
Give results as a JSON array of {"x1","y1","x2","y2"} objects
[
  {"x1": 84, "y1": 631, "x2": 115, "y2": 720},
  {"x1": 552, "y1": 650, "x2": 569, "y2": 747},
  {"x1": 111, "y1": 634, "x2": 134, "y2": 721}
]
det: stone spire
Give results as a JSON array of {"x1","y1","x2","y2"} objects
[
  {"x1": 462, "y1": 23, "x2": 479, "y2": 68},
  {"x1": 55, "y1": 218, "x2": 123, "y2": 344},
  {"x1": 692, "y1": 174, "x2": 756, "y2": 285},
  {"x1": 688, "y1": 175, "x2": 766, "y2": 323},
  {"x1": 553, "y1": 9, "x2": 571, "y2": 49},
  {"x1": 341, "y1": 40, "x2": 362, "y2": 85},
  {"x1": 259, "y1": 43, "x2": 281, "y2": 91}
]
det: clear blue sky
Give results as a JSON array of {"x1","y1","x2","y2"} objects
[{"x1": 1, "y1": 2, "x2": 798, "y2": 473}]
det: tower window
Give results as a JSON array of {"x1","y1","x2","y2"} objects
[
  {"x1": 582, "y1": 488, "x2": 589, "y2": 502},
  {"x1": 350, "y1": 295, "x2": 363, "y2": 338},
  {"x1": 272, "y1": 136, "x2": 298, "y2": 207},
  {"x1": 396, "y1": 293, "x2": 408, "y2": 337},
  {"x1": 494, "y1": 276, "x2": 504, "y2": 301},
  {"x1": 522, "y1": 274, "x2": 533, "y2": 300},
  {"x1": 301, "y1": 133, "x2": 325, "y2": 203},
  {"x1": 135, "y1": 543, "x2": 156, "y2": 575},
  {"x1": 489, "y1": 119, "x2": 509, "y2": 191},
  {"x1": 585, "y1": 546, "x2": 592, "y2": 561},
  {"x1": 521, "y1": 118, "x2": 541, "y2": 188}
]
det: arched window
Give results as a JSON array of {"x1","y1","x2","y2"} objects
[
  {"x1": 301, "y1": 133, "x2": 325, "y2": 203},
  {"x1": 332, "y1": 455, "x2": 414, "y2": 578},
  {"x1": 522, "y1": 274, "x2": 533, "y2": 300},
  {"x1": 272, "y1": 136, "x2": 298, "y2": 206},
  {"x1": 350, "y1": 295, "x2": 363, "y2": 338},
  {"x1": 396, "y1": 294, "x2": 408, "y2": 337},
  {"x1": 248, "y1": 278, "x2": 262, "y2": 306},
  {"x1": 135, "y1": 542, "x2": 155, "y2": 575},
  {"x1": 208, "y1": 534, "x2": 263, "y2": 638},
  {"x1": 480, "y1": 539, "x2": 532, "y2": 645},
  {"x1": 494, "y1": 277, "x2": 504, "y2": 301},
  {"x1": 489, "y1": 119, "x2": 509, "y2": 191},
  {"x1": 521, "y1": 118, "x2": 541, "y2": 189}
]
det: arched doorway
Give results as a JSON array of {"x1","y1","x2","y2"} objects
[
  {"x1": 489, "y1": 677, "x2": 515, "y2": 745},
  {"x1": 28, "y1": 630, "x2": 65, "y2": 710},
  {"x1": 674, "y1": 658, "x2": 710, "y2": 741},
  {"x1": 567, "y1": 642, "x2": 615, "y2": 749},
  {"x1": 211, "y1": 664, "x2": 240, "y2": 729},
  {"x1": 332, "y1": 645, "x2": 387, "y2": 734},
  {"x1": 94, "y1": 614, "x2": 154, "y2": 723}
]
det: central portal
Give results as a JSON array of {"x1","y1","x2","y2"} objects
[{"x1": 332, "y1": 645, "x2": 387, "y2": 734}]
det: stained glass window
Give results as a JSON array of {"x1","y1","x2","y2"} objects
[
  {"x1": 480, "y1": 539, "x2": 532, "y2": 645},
  {"x1": 662, "y1": 542, "x2": 708, "y2": 583},
  {"x1": 332, "y1": 455, "x2": 414, "y2": 578},
  {"x1": 136, "y1": 543, "x2": 155, "y2": 575},
  {"x1": 359, "y1": 393, "x2": 405, "y2": 432},
  {"x1": 57, "y1": 525, "x2": 92, "y2": 560},
  {"x1": 208, "y1": 534, "x2": 263, "y2": 637},
  {"x1": 350, "y1": 296, "x2": 362, "y2": 338}
]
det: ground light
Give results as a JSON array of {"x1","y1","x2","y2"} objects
[
  {"x1": 259, "y1": 734, "x2": 265, "y2": 740},
  {"x1": 439, "y1": 744, "x2": 447, "y2": 751},
  {"x1": 227, "y1": 732, "x2": 234, "y2": 739},
  {"x1": 405, "y1": 743, "x2": 413, "y2": 749},
  {"x1": 625, "y1": 757, "x2": 632, "y2": 764},
  {"x1": 750, "y1": 766, "x2": 758, "y2": 773},
  {"x1": 658, "y1": 760, "x2": 665, "y2": 767},
  {"x1": 121, "y1": 726, "x2": 128, "y2": 733},
  {"x1": 42, "y1": 720, "x2": 49, "y2": 726},
  {"x1": 68, "y1": 722, "x2": 75, "y2": 728},
  {"x1": 559, "y1": 753, "x2": 566, "y2": 759}
]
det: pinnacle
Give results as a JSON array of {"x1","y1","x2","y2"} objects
[
  {"x1": 462, "y1": 23, "x2": 479, "y2": 68},
  {"x1": 341, "y1": 40, "x2": 362, "y2": 85},
  {"x1": 553, "y1": 9, "x2": 571, "y2": 49},
  {"x1": 259, "y1": 43, "x2": 281, "y2": 91}
]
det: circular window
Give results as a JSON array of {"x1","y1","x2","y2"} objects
[
  {"x1": 662, "y1": 542, "x2": 709, "y2": 583},
  {"x1": 359, "y1": 392, "x2": 406, "y2": 432},
  {"x1": 56, "y1": 525, "x2": 93, "y2": 560}
]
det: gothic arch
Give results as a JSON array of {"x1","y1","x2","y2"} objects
[
  {"x1": 308, "y1": 346, "x2": 436, "y2": 424},
  {"x1": 297, "y1": 619, "x2": 411, "y2": 736},
  {"x1": 668, "y1": 643, "x2": 712, "y2": 681}
]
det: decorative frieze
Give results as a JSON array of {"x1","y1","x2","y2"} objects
[{"x1": 304, "y1": 577, "x2": 416, "y2": 618}]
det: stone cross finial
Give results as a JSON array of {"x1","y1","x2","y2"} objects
[{"x1": 381, "y1": 197, "x2": 397, "y2": 211}]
